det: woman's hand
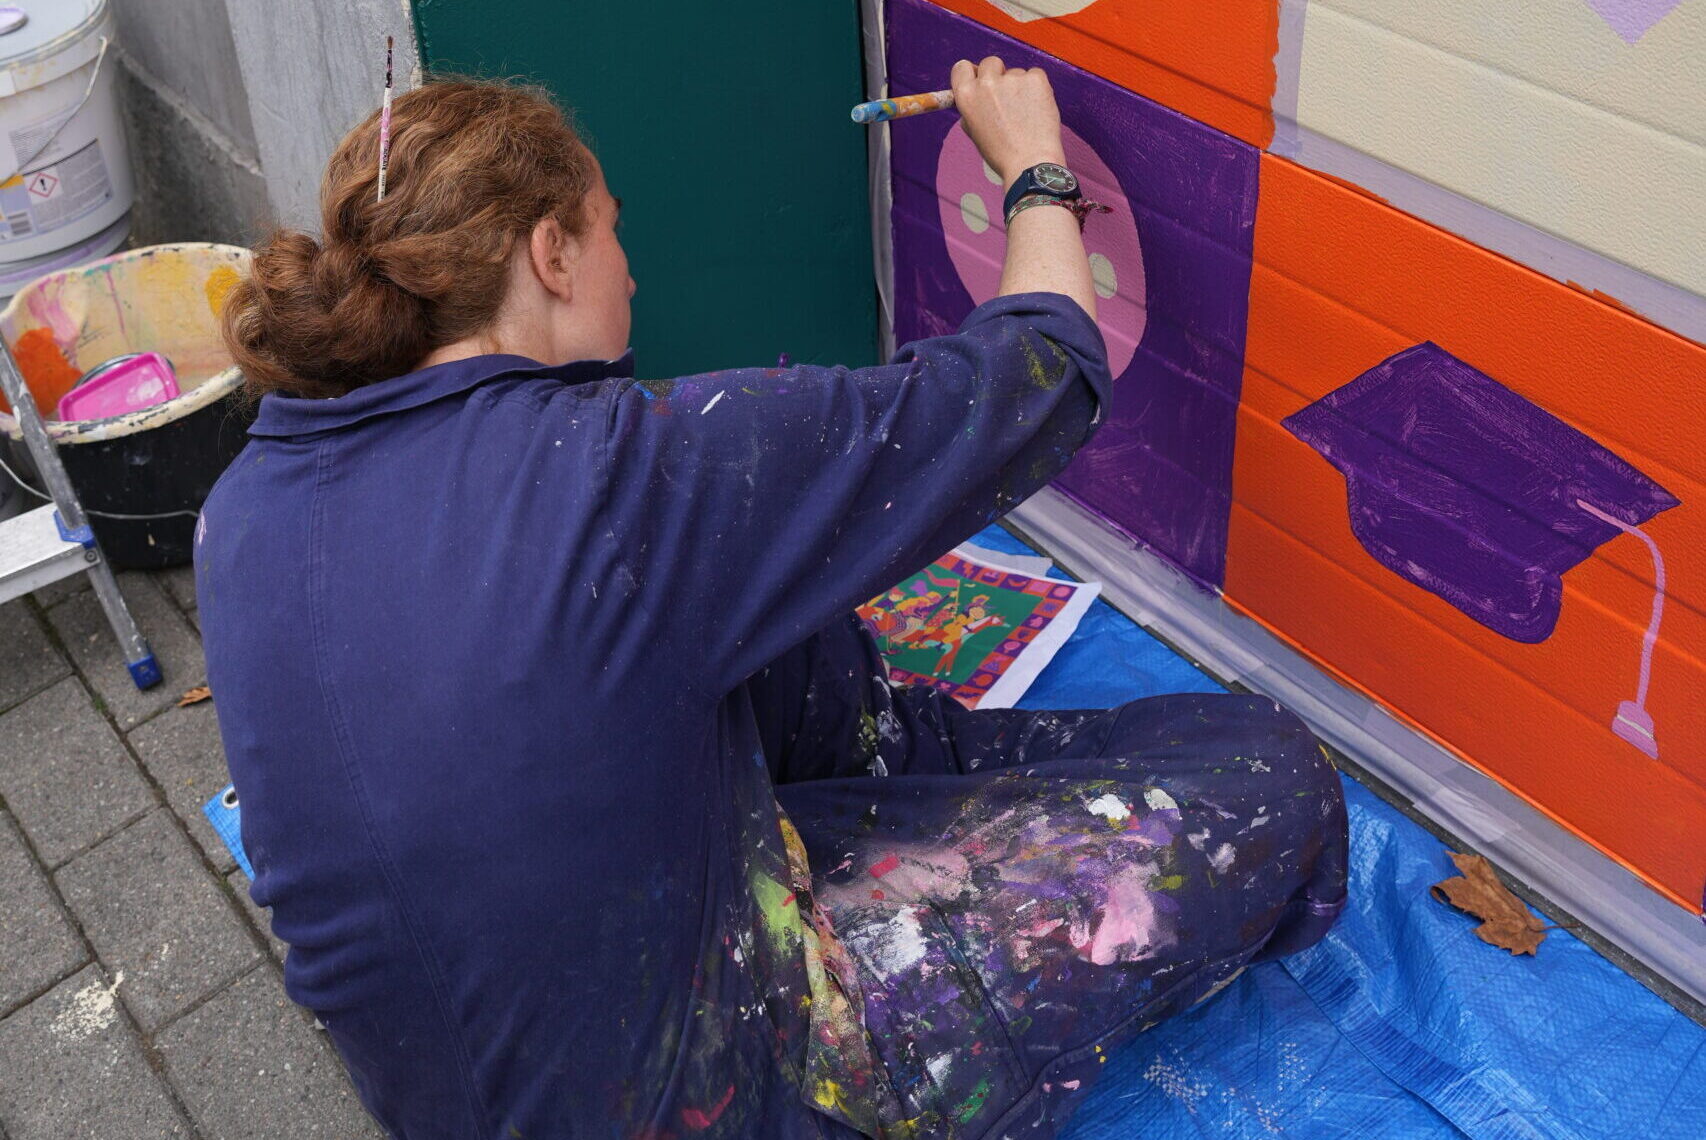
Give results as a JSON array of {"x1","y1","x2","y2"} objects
[
  {"x1": 950, "y1": 56, "x2": 1067, "y2": 190},
  {"x1": 951, "y1": 56, "x2": 1096, "y2": 321}
]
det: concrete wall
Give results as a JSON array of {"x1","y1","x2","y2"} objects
[
  {"x1": 107, "y1": 0, "x2": 419, "y2": 246},
  {"x1": 111, "y1": 0, "x2": 267, "y2": 246},
  {"x1": 221, "y1": 0, "x2": 421, "y2": 231}
]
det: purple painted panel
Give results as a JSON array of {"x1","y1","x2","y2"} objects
[
  {"x1": 886, "y1": 0, "x2": 1260, "y2": 589},
  {"x1": 1283, "y1": 342, "x2": 1681, "y2": 643}
]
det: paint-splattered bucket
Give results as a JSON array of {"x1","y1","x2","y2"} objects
[{"x1": 0, "y1": 242, "x2": 253, "y2": 568}]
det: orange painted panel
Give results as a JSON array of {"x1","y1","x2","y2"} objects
[
  {"x1": 1231, "y1": 154, "x2": 1706, "y2": 909},
  {"x1": 925, "y1": 0, "x2": 1281, "y2": 147}
]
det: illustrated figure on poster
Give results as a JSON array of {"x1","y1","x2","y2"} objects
[
  {"x1": 886, "y1": 587, "x2": 946, "y2": 644},
  {"x1": 879, "y1": 566, "x2": 964, "y2": 647},
  {"x1": 927, "y1": 595, "x2": 1008, "y2": 676},
  {"x1": 863, "y1": 585, "x2": 916, "y2": 641}
]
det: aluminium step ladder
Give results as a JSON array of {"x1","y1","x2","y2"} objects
[{"x1": 0, "y1": 338, "x2": 161, "y2": 690}]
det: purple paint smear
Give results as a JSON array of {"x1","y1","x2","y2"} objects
[
  {"x1": 886, "y1": 0, "x2": 1259, "y2": 589},
  {"x1": 1584, "y1": 0, "x2": 1684, "y2": 43},
  {"x1": 1283, "y1": 342, "x2": 1680, "y2": 643}
]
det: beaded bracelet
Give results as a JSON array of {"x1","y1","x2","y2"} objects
[{"x1": 1004, "y1": 193, "x2": 1113, "y2": 232}]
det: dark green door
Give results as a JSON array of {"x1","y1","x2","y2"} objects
[{"x1": 414, "y1": 1, "x2": 878, "y2": 377}]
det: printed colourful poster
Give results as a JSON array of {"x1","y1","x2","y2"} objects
[{"x1": 860, "y1": 545, "x2": 1099, "y2": 709}]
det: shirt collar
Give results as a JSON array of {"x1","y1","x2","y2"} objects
[{"x1": 247, "y1": 350, "x2": 637, "y2": 438}]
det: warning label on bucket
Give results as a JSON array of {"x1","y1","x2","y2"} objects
[{"x1": 0, "y1": 140, "x2": 113, "y2": 242}]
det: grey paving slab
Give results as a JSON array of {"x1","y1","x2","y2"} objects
[
  {"x1": 158, "y1": 965, "x2": 383, "y2": 1139},
  {"x1": 0, "y1": 601, "x2": 69, "y2": 716},
  {"x1": 129, "y1": 703, "x2": 235, "y2": 874},
  {"x1": 0, "y1": 965, "x2": 191, "y2": 1139},
  {"x1": 226, "y1": 869, "x2": 285, "y2": 961},
  {"x1": 0, "y1": 815, "x2": 86, "y2": 1017},
  {"x1": 31, "y1": 573, "x2": 89, "y2": 609},
  {"x1": 0, "y1": 677, "x2": 153, "y2": 867},
  {"x1": 54, "y1": 810, "x2": 260, "y2": 1032},
  {"x1": 154, "y1": 565, "x2": 198, "y2": 614},
  {"x1": 47, "y1": 572, "x2": 204, "y2": 731}
]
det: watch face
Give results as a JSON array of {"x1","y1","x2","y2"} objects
[{"x1": 1034, "y1": 163, "x2": 1077, "y2": 193}]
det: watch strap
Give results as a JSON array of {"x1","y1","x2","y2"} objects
[{"x1": 1002, "y1": 163, "x2": 1082, "y2": 220}]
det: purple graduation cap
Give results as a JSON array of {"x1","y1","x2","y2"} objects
[{"x1": 1283, "y1": 341, "x2": 1679, "y2": 646}]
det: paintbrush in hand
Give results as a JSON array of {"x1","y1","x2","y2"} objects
[{"x1": 851, "y1": 89, "x2": 955, "y2": 124}]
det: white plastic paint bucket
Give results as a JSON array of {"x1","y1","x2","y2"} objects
[{"x1": 0, "y1": 1, "x2": 131, "y2": 291}]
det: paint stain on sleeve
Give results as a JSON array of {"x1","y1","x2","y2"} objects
[{"x1": 1020, "y1": 335, "x2": 1072, "y2": 390}]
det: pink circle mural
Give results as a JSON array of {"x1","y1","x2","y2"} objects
[{"x1": 935, "y1": 121, "x2": 1145, "y2": 379}]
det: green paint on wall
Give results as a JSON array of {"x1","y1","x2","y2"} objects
[{"x1": 413, "y1": 0, "x2": 878, "y2": 378}]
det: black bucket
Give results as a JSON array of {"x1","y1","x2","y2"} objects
[{"x1": 0, "y1": 244, "x2": 252, "y2": 569}]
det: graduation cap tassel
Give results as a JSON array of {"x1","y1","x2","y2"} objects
[{"x1": 1576, "y1": 499, "x2": 1666, "y2": 760}]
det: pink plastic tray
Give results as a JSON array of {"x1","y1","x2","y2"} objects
[{"x1": 55, "y1": 352, "x2": 180, "y2": 421}]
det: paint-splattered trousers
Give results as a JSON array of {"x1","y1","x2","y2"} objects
[{"x1": 752, "y1": 617, "x2": 1349, "y2": 1138}]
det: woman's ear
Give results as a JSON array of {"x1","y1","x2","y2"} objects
[{"x1": 528, "y1": 216, "x2": 577, "y2": 302}]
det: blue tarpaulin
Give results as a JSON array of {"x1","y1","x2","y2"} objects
[{"x1": 970, "y1": 524, "x2": 1706, "y2": 1140}]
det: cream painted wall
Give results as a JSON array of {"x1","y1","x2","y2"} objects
[
  {"x1": 1283, "y1": 0, "x2": 1705, "y2": 318},
  {"x1": 984, "y1": 0, "x2": 1103, "y2": 23}
]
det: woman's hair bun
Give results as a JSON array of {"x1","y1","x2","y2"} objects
[{"x1": 221, "y1": 79, "x2": 597, "y2": 401}]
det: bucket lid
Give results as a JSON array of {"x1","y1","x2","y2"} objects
[{"x1": 0, "y1": 0, "x2": 104, "y2": 91}]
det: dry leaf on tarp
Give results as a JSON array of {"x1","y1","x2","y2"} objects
[
  {"x1": 177, "y1": 686, "x2": 212, "y2": 707},
  {"x1": 1430, "y1": 851, "x2": 1548, "y2": 955}
]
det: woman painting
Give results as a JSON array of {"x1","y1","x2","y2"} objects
[{"x1": 201, "y1": 63, "x2": 1346, "y2": 1140}]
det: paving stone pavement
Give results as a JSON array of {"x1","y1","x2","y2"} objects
[
  {"x1": 129, "y1": 707, "x2": 237, "y2": 876},
  {"x1": 159, "y1": 967, "x2": 384, "y2": 1139},
  {"x1": 0, "y1": 966, "x2": 191, "y2": 1138},
  {"x1": 55, "y1": 810, "x2": 260, "y2": 1033},
  {"x1": 0, "y1": 678, "x2": 154, "y2": 869},
  {"x1": 0, "y1": 602, "x2": 68, "y2": 715},
  {"x1": 0, "y1": 815, "x2": 84, "y2": 1016},
  {"x1": 0, "y1": 572, "x2": 386, "y2": 1137},
  {"x1": 46, "y1": 573, "x2": 205, "y2": 732}
]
